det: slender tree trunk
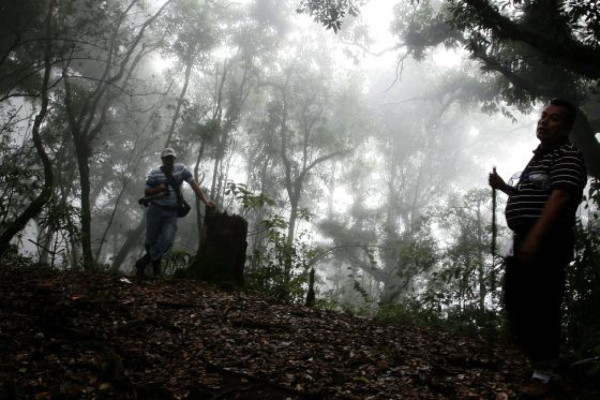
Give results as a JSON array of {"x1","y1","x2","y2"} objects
[
  {"x1": 194, "y1": 141, "x2": 207, "y2": 244},
  {"x1": 95, "y1": 179, "x2": 128, "y2": 264},
  {"x1": 249, "y1": 159, "x2": 271, "y2": 257},
  {"x1": 209, "y1": 64, "x2": 227, "y2": 199},
  {"x1": 56, "y1": 166, "x2": 79, "y2": 267},
  {"x1": 326, "y1": 161, "x2": 336, "y2": 218},
  {"x1": 73, "y1": 137, "x2": 94, "y2": 269},
  {"x1": 95, "y1": 125, "x2": 149, "y2": 264},
  {"x1": 476, "y1": 204, "x2": 487, "y2": 312},
  {"x1": 165, "y1": 41, "x2": 197, "y2": 147},
  {"x1": 51, "y1": 231, "x2": 60, "y2": 267},
  {"x1": 111, "y1": 220, "x2": 145, "y2": 272},
  {"x1": 283, "y1": 195, "x2": 299, "y2": 285},
  {"x1": 37, "y1": 226, "x2": 53, "y2": 264}
]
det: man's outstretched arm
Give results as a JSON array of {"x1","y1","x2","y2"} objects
[{"x1": 189, "y1": 180, "x2": 214, "y2": 207}]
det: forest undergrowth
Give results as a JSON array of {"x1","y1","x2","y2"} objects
[{"x1": 0, "y1": 261, "x2": 597, "y2": 400}]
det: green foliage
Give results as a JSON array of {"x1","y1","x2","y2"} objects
[
  {"x1": 565, "y1": 0, "x2": 600, "y2": 46},
  {"x1": 444, "y1": 304, "x2": 504, "y2": 338},
  {"x1": 563, "y1": 179, "x2": 600, "y2": 360},
  {"x1": 431, "y1": 189, "x2": 504, "y2": 310},
  {"x1": 396, "y1": 230, "x2": 438, "y2": 279},
  {"x1": 315, "y1": 277, "x2": 378, "y2": 317},
  {"x1": 313, "y1": 296, "x2": 342, "y2": 311},
  {"x1": 0, "y1": 155, "x2": 41, "y2": 223},
  {"x1": 0, "y1": 0, "x2": 47, "y2": 97},
  {"x1": 446, "y1": 0, "x2": 597, "y2": 105},
  {"x1": 422, "y1": 278, "x2": 503, "y2": 336},
  {"x1": 224, "y1": 182, "x2": 276, "y2": 215},
  {"x1": 375, "y1": 299, "x2": 445, "y2": 328},
  {"x1": 0, "y1": 244, "x2": 37, "y2": 268},
  {"x1": 38, "y1": 201, "x2": 79, "y2": 237},
  {"x1": 369, "y1": 189, "x2": 505, "y2": 338},
  {"x1": 162, "y1": 248, "x2": 194, "y2": 276},
  {"x1": 392, "y1": 0, "x2": 455, "y2": 60},
  {"x1": 352, "y1": 279, "x2": 370, "y2": 302},
  {"x1": 296, "y1": 0, "x2": 364, "y2": 33},
  {"x1": 0, "y1": 130, "x2": 45, "y2": 227},
  {"x1": 375, "y1": 295, "x2": 506, "y2": 339},
  {"x1": 245, "y1": 217, "x2": 315, "y2": 304}
]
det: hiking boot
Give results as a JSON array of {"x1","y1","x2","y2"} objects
[
  {"x1": 135, "y1": 254, "x2": 151, "y2": 282},
  {"x1": 520, "y1": 378, "x2": 554, "y2": 398}
]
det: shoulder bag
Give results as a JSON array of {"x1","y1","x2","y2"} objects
[{"x1": 161, "y1": 167, "x2": 191, "y2": 218}]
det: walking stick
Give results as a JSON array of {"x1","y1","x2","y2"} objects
[
  {"x1": 490, "y1": 167, "x2": 498, "y2": 299},
  {"x1": 491, "y1": 192, "x2": 497, "y2": 256}
]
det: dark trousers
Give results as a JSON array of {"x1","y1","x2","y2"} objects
[{"x1": 503, "y1": 228, "x2": 573, "y2": 368}]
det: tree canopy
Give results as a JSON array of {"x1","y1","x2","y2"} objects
[{"x1": 302, "y1": 0, "x2": 600, "y2": 108}]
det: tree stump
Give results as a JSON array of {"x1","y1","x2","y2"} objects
[{"x1": 188, "y1": 209, "x2": 247, "y2": 285}]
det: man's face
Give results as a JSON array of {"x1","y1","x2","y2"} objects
[
  {"x1": 536, "y1": 104, "x2": 571, "y2": 145},
  {"x1": 162, "y1": 155, "x2": 175, "y2": 169}
]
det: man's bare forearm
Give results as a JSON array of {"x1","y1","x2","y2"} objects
[
  {"x1": 527, "y1": 189, "x2": 571, "y2": 240},
  {"x1": 517, "y1": 189, "x2": 571, "y2": 263}
]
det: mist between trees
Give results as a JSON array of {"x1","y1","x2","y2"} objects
[{"x1": 1, "y1": 0, "x2": 599, "y2": 353}]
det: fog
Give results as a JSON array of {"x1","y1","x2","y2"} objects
[{"x1": 1, "y1": 0, "x2": 599, "y2": 313}]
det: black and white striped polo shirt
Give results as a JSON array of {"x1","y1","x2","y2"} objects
[{"x1": 505, "y1": 139, "x2": 587, "y2": 232}]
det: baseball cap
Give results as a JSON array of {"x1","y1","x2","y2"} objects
[{"x1": 161, "y1": 148, "x2": 177, "y2": 158}]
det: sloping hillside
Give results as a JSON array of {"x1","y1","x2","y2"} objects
[{"x1": 0, "y1": 264, "x2": 587, "y2": 399}]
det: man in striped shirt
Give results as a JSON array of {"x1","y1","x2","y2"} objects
[
  {"x1": 135, "y1": 148, "x2": 214, "y2": 281},
  {"x1": 489, "y1": 99, "x2": 587, "y2": 396}
]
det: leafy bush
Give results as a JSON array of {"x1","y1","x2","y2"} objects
[
  {"x1": 245, "y1": 221, "x2": 312, "y2": 304},
  {"x1": 375, "y1": 299, "x2": 445, "y2": 328},
  {"x1": 163, "y1": 248, "x2": 194, "y2": 276},
  {"x1": 0, "y1": 244, "x2": 37, "y2": 268},
  {"x1": 563, "y1": 180, "x2": 600, "y2": 361}
]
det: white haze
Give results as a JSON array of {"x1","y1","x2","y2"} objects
[{"x1": 9, "y1": 0, "x2": 566, "y2": 309}]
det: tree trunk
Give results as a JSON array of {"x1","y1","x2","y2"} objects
[
  {"x1": 73, "y1": 138, "x2": 94, "y2": 269},
  {"x1": 187, "y1": 209, "x2": 247, "y2": 285},
  {"x1": 476, "y1": 205, "x2": 487, "y2": 312},
  {"x1": 165, "y1": 41, "x2": 197, "y2": 147},
  {"x1": 283, "y1": 198, "x2": 299, "y2": 284},
  {"x1": 111, "y1": 219, "x2": 145, "y2": 272}
]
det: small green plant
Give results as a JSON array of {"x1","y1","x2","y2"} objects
[
  {"x1": 162, "y1": 248, "x2": 194, "y2": 276},
  {"x1": 245, "y1": 225, "x2": 312, "y2": 303},
  {"x1": 563, "y1": 179, "x2": 600, "y2": 360},
  {"x1": 0, "y1": 245, "x2": 36, "y2": 268},
  {"x1": 221, "y1": 183, "x2": 316, "y2": 303},
  {"x1": 375, "y1": 299, "x2": 444, "y2": 328},
  {"x1": 245, "y1": 215, "x2": 321, "y2": 304},
  {"x1": 224, "y1": 182, "x2": 275, "y2": 215}
]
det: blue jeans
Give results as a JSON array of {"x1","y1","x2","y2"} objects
[{"x1": 145, "y1": 205, "x2": 178, "y2": 262}]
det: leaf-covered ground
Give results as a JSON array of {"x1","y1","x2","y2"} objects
[{"x1": 0, "y1": 265, "x2": 593, "y2": 399}]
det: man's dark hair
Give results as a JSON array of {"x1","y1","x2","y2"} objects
[{"x1": 549, "y1": 98, "x2": 577, "y2": 126}]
